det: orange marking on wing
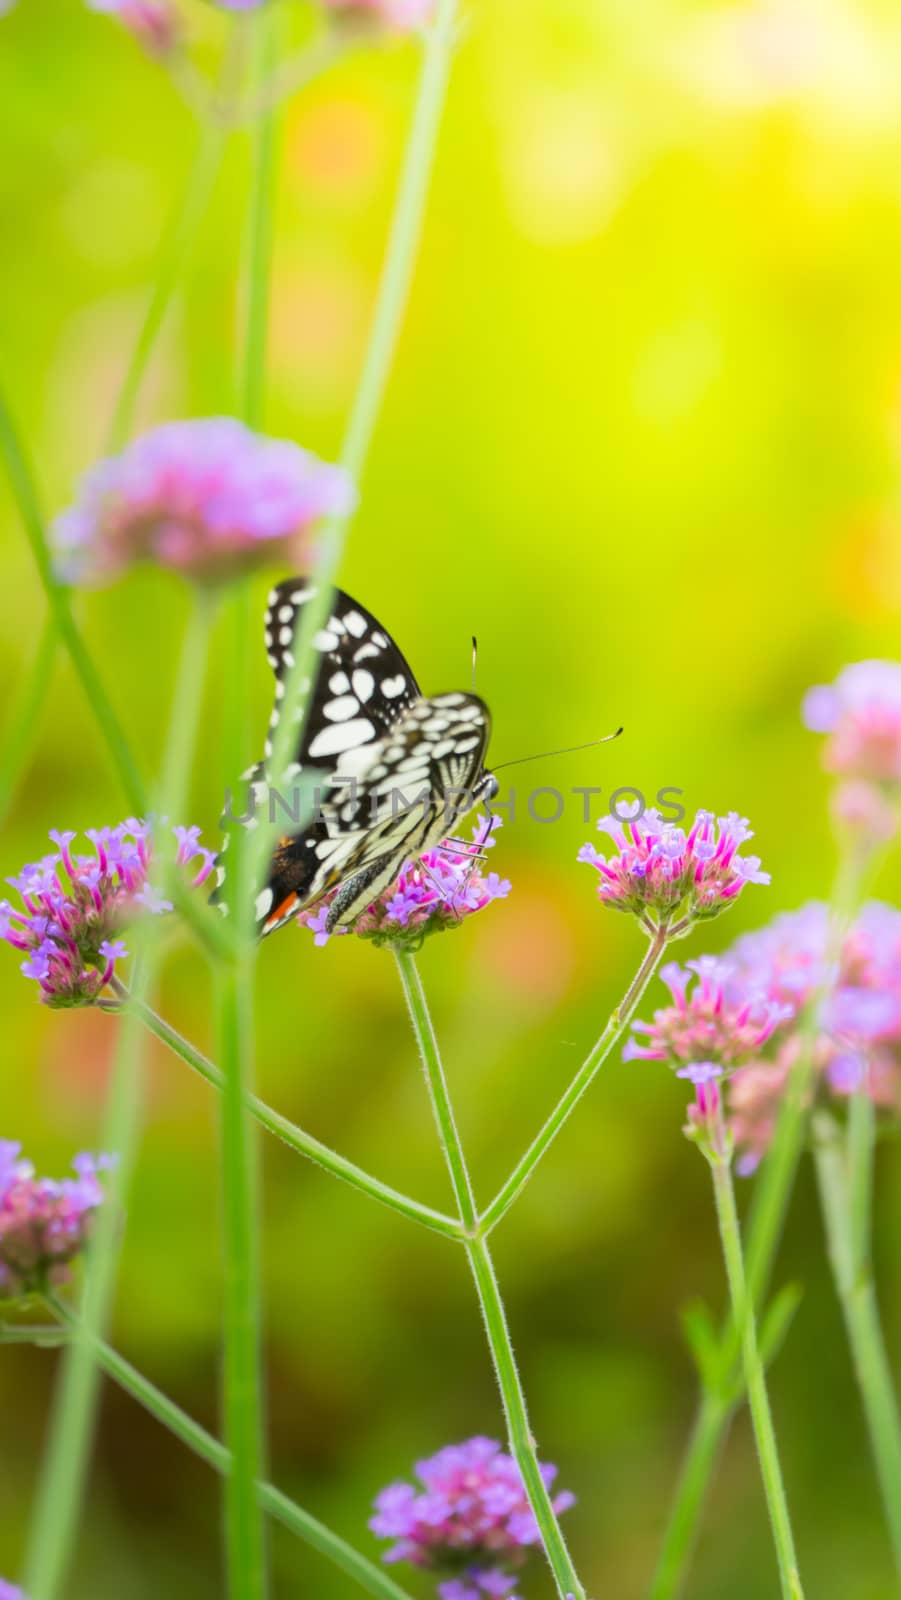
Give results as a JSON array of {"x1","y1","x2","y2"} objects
[{"x1": 265, "y1": 892, "x2": 299, "y2": 931}]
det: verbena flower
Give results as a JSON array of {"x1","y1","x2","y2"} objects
[
  {"x1": 0, "y1": 1583, "x2": 26, "y2": 1600},
  {"x1": 53, "y1": 418, "x2": 355, "y2": 587},
  {"x1": 323, "y1": 0, "x2": 435, "y2": 32},
  {"x1": 624, "y1": 957, "x2": 792, "y2": 1068},
  {"x1": 370, "y1": 1436, "x2": 575, "y2": 1599},
  {"x1": 0, "y1": 1144, "x2": 115, "y2": 1299},
  {"x1": 299, "y1": 821, "x2": 510, "y2": 952},
  {"x1": 724, "y1": 901, "x2": 901, "y2": 1171},
  {"x1": 1, "y1": 820, "x2": 215, "y2": 1008},
  {"x1": 86, "y1": 0, "x2": 179, "y2": 55},
  {"x1": 578, "y1": 807, "x2": 769, "y2": 928},
  {"x1": 803, "y1": 660, "x2": 901, "y2": 786}
]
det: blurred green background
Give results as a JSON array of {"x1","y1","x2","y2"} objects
[{"x1": 3, "y1": 0, "x2": 901, "y2": 1595}]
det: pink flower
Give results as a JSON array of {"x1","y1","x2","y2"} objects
[
  {"x1": 624, "y1": 957, "x2": 792, "y2": 1069},
  {"x1": 53, "y1": 418, "x2": 355, "y2": 588},
  {"x1": 578, "y1": 807, "x2": 769, "y2": 928},
  {"x1": 370, "y1": 1436, "x2": 574, "y2": 1596},
  {"x1": 1, "y1": 820, "x2": 216, "y2": 1008},
  {"x1": 803, "y1": 660, "x2": 901, "y2": 786},
  {"x1": 298, "y1": 820, "x2": 509, "y2": 951},
  {"x1": 725, "y1": 901, "x2": 901, "y2": 1171},
  {"x1": 0, "y1": 1145, "x2": 115, "y2": 1299}
]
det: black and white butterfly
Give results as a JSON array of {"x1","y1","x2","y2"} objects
[{"x1": 224, "y1": 578, "x2": 498, "y2": 938}]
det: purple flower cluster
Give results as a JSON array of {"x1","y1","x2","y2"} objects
[
  {"x1": 53, "y1": 418, "x2": 355, "y2": 588},
  {"x1": 624, "y1": 957, "x2": 792, "y2": 1069},
  {"x1": 370, "y1": 1436, "x2": 575, "y2": 1599},
  {"x1": 0, "y1": 1144, "x2": 115, "y2": 1299},
  {"x1": 804, "y1": 660, "x2": 901, "y2": 786},
  {"x1": 0, "y1": 1583, "x2": 25, "y2": 1600},
  {"x1": 299, "y1": 821, "x2": 510, "y2": 952},
  {"x1": 1, "y1": 821, "x2": 215, "y2": 1008},
  {"x1": 725, "y1": 901, "x2": 901, "y2": 1169},
  {"x1": 578, "y1": 807, "x2": 769, "y2": 928}
]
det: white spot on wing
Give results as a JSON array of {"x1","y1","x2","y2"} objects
[
  {"x1": 352, "y1": 669, "x2": 375, "y2": 702},
  {"x1": 309, "y1": 719, "x2": 375, "y2": 758},
  {"x1": 256, "y1": 888, "x2": 273, "y2": 920},
  {"x1": 344, "y1": 609, "x2": 368, "y2": 638},
  {"x1": 329, "y1": 671, "x2": 351, "y2": 693},
  {"x1": 382, "y1": 675, "x2": 406, "y2": 698},
  {"x1": 354, "y1": 644, "x2": 380, "y2": 663},
  {"x1": 323, "y1": 695, "x2": 361, "y2": 723},
  {"x1": 314, "y1": 629, "x2": 339, "y2": 652}
]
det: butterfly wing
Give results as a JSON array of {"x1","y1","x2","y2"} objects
[{"x1": 224, "y1": 578, "x2": 495, "y2": 938}]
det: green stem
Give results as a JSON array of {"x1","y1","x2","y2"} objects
[
  {"x1": 214, "y1": 18, "x2": 284, "y2": 1593},
  {"x1": 710, "y1": 1148, "x2": 804, "y2": 1600},
  {"x1": 22, "y1": 585, "x2": 218, "y2": 1598},
  {"x1": 847, "y1": 1085, "x2": 875, "y2": 1276},
  {"x1": 0, "y1": 618, "x2": 56, "y2": 825},
  {"x1": 45, "y1": 1297, "x2": 415, "y2": 1600},
  {"x1": 481, "y1": 924, "x2": 670, "y2": 1233},
  {"x1": 218, "y1": 966, "x2": 269, "y2": 1599},
  {"x1": 23, "y1": 1001, "x2": 147, "y2": 1600},
  {"x1": 647, "y1": 1390, "x2": 730, "y2": 1600},
  {"x1": 106, "y1": 32, "x2": 245, "y2": 453},
  {"x1": 0, "y1": 390, "x2": 147, "y2": 814},
  {"x1": 160, "y1": 591, "x2": 217, "y2": 822},
  {"x1": 119, "y1": 990, "x2": 463, "y2": 1241},
  {"x1": 647, "y1": 850, "x2": 867, "y2": 1599},
  {"x1": 393, "y1": 949, "x2": 585, "y2": 1600},
  {"x1": 814, "y1": 1111, "x2": 901, "y2": 1573},
  {"x1": 252, "y1": 0, "x2": 459, "y2": 890}
]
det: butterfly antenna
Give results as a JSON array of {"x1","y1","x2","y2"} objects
[
  {"x1": 492, "y1": 727, "x2": 623, "y2": 772},
  {"x1": 471, "y1": 635, "x2": 478, "y2": 693}
]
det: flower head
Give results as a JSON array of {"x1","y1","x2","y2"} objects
[
  {"x1": 803, "y1": 660, "x2": 901, "y2": 786},
  {"x1": 86, "y1": 0, "x2": 180, "y2": 55},
  {"x1": 323, "y1": 0, "x2": 434, "y2": 32},
  {"x1": 724, "y1": 901, "x2": 901, "y2": 1171},
  {"x1": 53, "y1": 418, "x2": 355, "y2": 588},
  {"x1": 578, "y1": 807, "x2": 769, "y2": 929},
  {"x1": 1, "y1": 820, "x2": 215, "y2": 1008},
  {"x1": 624, "y1": 957, "x2": 792, "y2": 1069},
  {"x1": 299, "y1": 820, "x2": 510, "y2": 952},
  {"x1": 0, "y1": 1583, "x2": 26, "y2": 1600},
  {"x1": 0, "y1": 1145, "x2": 115, "y2": 1299},
  {"x1": 370, "y1": 1436, "x2": 574, "y2": 1597}
]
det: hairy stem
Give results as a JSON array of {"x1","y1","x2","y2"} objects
[
  {"x1": 482, "y1": 923, "x2": 670, "y2": 1232},
  {"x1": 44, "y1": 1297, "x2": 415, "y2": 1600},
  {"x1": 710, "y1": 1148, "x2": 804, "y2": 1600},
  {"x1": 118, "y1": 990, "x2": 463, "y2": 1241},
  {"x1": 394, "y1": 949, "x2": 586, "y2": 1600},
  {"x1": 814, "y1": 1111, "x2": 901, "y2": 1573}
]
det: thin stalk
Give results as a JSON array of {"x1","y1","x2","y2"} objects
[
  {"x1": 647, "y1": 1391, "x2": 731, "y2": 1600},
  {"x1": 481, "y1": 924, "x2": 670, "y2": 1232},
  {"x1": 252, "y1": 0, "x2": 460, "y2": 895},
  {"x1": 22, "y1": 588, "x2": 218, "y2": 1599},
  {"x1": 214, "y1": 15, "x2": 284, "y2": 1594},
  {"x1": 0, "y1": 389, "x2": 146, "y2": 813},
  {"x1": 647, "y1": 850, "x2": 867, "y2": 1599},
  {"x1": 118, "y1": 988, "x2": 463, "y2": 1241},
  {"x1": 217, "y1": 965, "x2": 268, "y2": 1600},
  {"x1": 393, "y1": 949, "x2": 586, "y2": 1600},
  {"x1": 45, "y1": 1297, "x2": 415, "y2": 1600},
  {"x1": 0, "y1": 618, "x2": 56, "y2": 825},
  {"x1": 710, "y1": 1149, "x2": 804, "y2": 1600},
  {"x1": 814, "y1": 1112, "x2": 901, "y2": 1573},
  {"x1": 159, "y1": 591, "x2": 217, "y2": 822},
  {"x1": 107, "y1": 29, "x2": 246, "y2": 452},
  {"x1": 23, "y1": 999, "x2": 147, "y2": 1600},
  {"x1": 847, "y1": 1085, "x2": 875, "y2": 1277}
]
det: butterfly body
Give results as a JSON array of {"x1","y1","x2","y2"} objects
[{"x1": 234, "y1": 580, "x2": 497, "y2": 937}]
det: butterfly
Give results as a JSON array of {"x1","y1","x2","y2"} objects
[{"x1": 223, "y1": 578, "x2": 498, "y2": 939}]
